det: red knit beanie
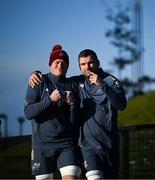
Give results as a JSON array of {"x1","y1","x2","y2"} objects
[{"x1": 49, "y1": 44, "x2": 69, "y2": 66}]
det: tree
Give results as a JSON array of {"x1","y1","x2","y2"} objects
[
  {"x1": 105, "y1": 6, "x2": 138, "y2": 79},
  {"x1": 104, "y1": 2, "x2": 155, "y2": 96}
]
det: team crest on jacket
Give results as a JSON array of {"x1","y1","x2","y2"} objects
[
  {"x1": 79, "y1": 83, "x2": 84, "y2": 88},
  {"x1": 96, "y1": 88, "x2": 103, "y2": 94}
]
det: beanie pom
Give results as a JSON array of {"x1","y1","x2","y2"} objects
[{"x1": 52, "y1": 44, "x2": 62, "y2": 52}]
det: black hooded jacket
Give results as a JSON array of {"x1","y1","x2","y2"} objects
[
  {"x1": 70, "y1": 68, "x2": 127, "y2": 150},
  {"x1": 24, "y1": 73, "x2": 80, "y2": 149}
]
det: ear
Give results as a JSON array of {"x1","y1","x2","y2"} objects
[{"x1": 79, "y1": 63, "x2": 81, "y2": 70}]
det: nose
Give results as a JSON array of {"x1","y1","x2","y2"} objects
[{"x1": 85, "y1": 63, "x2": 90, "y2": 70}]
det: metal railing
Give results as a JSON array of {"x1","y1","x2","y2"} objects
[
  {"x1": 0, "y1": 124, "x2": 155, "y2": 179},
  {"x1": 119, "y1": 124, "x2": 155, "y2": 179},
  {"x1": 0, "y1": 135, "x2": 33, "y2": 179}
]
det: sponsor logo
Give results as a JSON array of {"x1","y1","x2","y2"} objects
[
  {"x1": 32, "y1": 162, "x2": 40, "y2": 172},
  {"x1": 45, "y1": 88, "x2": 49, "y2": 92}
]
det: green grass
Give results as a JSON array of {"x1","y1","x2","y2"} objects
[{"x1": 118, "y1": 91, "x2": 155, "y2": 126}]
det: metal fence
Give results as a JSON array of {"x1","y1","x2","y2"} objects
[
  {"x1": 0, "y1": 135, "x2": 33, "y2": 179},
  {"x1": 0, "y1": 124, "x2": 155, "y2": 179},
  {"x1": 119, "y1": 124, "x2": 155, "y2": 179}
]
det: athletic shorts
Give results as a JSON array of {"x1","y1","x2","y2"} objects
[
  {"x1": 31, "y1": 145, "x2": 81, "y2": 176},
  {"x1": 81, "y1": 146, "x2": 118, "y2": 179}
]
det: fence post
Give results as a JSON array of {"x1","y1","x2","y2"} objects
[{"x1": 122, "y1": 129, "x2": 129, "y2": 178}]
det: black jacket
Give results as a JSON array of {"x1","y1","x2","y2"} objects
[
  {"x1": 24, "y1": 73, "x2": 79, "y2": 148},
  {"x1": 70, "y1": 69, "x2": 127, "y2": 150}
]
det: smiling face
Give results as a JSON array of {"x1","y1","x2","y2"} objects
[
  {"x1": 79, "y1": 55, "x2": 99, "y2": 77},
  {"x1": 49, "y1": 59, "x2": 68, "y2": 77}
]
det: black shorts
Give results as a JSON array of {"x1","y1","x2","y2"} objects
[
  {"x1": 81, "y1": 146, "x2": 118, "y2": 179},
  {"x1": 31, "y1": 145, "x2": 80, "y2": 176}
]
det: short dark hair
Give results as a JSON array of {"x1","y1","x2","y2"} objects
[{"x1": 78, "y1": 49, "x2": 98, "y2": 62}]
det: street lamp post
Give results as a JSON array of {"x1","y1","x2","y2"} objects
[{"x1": 0, "y1": 114, "x2": 8, "y2": 137}]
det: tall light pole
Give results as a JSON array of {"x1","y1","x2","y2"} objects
[
  {"x1": 132, "y1": 0, "x2": 144, "y2": 92},
  {"x1": 0, "y1": 114, "x2": 8, "y2": 137}
]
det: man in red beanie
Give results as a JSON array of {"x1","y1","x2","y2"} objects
[{"x1": 24, "y1": 44, "x2": 81, "y2": 180}]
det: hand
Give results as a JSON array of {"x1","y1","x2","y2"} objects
[
  {"x1": 50, "y1": 89, "x2": 61, "y2": 102},
  {"x1": 88, "y1": 71, "x2": 102, "y2": 86},
  {"x1": 64, "y1": 91, "x2": 75, "y2": 105},
  {"x1": 29, "y1": 71, "x2": 42, "y2": 88}
]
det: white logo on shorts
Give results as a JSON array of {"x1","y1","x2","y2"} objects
[{"x1": 32, "y1": 162, "x2": 40, "y2": 172}]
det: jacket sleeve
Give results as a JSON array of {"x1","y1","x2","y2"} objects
[
  {"x1": 24, "y1": 84, "x2": 52, "y2": 120},
  {"x1": 102, "y1": 75, "x2": 127, "y2": 110}
]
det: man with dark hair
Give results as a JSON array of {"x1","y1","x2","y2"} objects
[
  {"x1": 29, "y1": 48, "x2": 127, "y2": 179},
  {"x1": 24, "y1": 44, "x2": 81, "y2": 180}
]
